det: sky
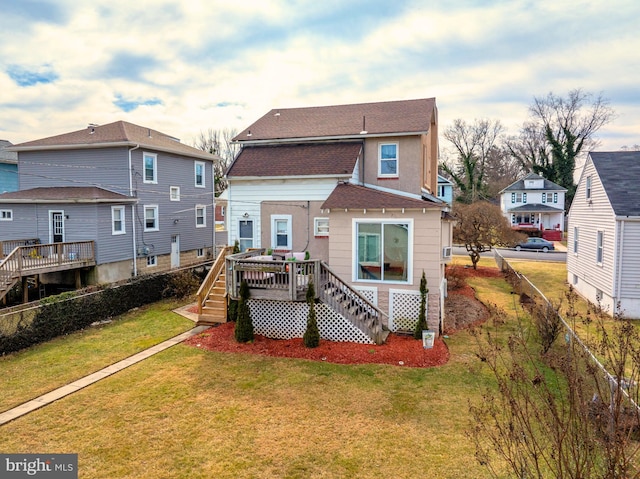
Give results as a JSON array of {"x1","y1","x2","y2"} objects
[{"x1": 1, "y1": 0, "x2": 639, "y2": 154}]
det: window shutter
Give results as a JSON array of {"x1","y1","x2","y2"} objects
[
  {"x1": 511, "y1": 192, "x2": 515, "y2": 203},
  {"x1": 554, "y1": 192, "x2": 558, "y2": 203},
  {"x1": 523, "y1": 193, "x2": 527, "y2": 203},
  {"x1": 542, "y1": 194, "x2": 546, "y2": 203}
]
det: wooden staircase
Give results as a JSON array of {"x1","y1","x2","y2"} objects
[
  {"x1": 0, "y1": 269, "x2": 20, "y2": 303},
  {"x1": 196, "y1": 246, "x2": 233, "y2": 326}
]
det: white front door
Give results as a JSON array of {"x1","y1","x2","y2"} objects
[{"x1": 171, "y1": 235, "x2": 180, "y2": 268}]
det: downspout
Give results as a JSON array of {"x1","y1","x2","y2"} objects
[
  {"x1": 615, "y1": 220, "x2": 624, "y2": 307},
  {"x1": 211, "y1": 162, "x2": 215, "y2": 257},
  {"x1": 129, "y1": 144, "x2": 140, "y2": 277}
]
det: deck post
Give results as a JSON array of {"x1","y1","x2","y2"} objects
[{"x1": 22, "y1": 276, "x2": 28, "y2": 303}]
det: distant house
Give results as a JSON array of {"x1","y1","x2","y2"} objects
[
  {"x1": 567, "y1": 151, "x2": 640, "y2": 318},
  {"x1": 437, "y1": 174, "x2": 453, "y2": 205},
  {"x1": 218, "y1": 98, "x2": 452, "y2": 337},
  {"x1": 0, "y1": 121, "x2": 218, "y2": 300},
  {"x1": 0, "y1": 140, "x2": 18, "y2": 193},
  {"x1": 499, "y1": 172, "x2": 566, "y2": 239}
]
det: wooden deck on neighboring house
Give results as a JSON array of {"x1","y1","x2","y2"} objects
[{"x1": 0, "y1": 241, "x2": 96, "y2": 303}]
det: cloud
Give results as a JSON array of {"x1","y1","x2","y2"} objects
[
  {"x1": 6, "y1": 65, "x2": 59, "y2": 87},
  {"x1": 113, "y1": 95, "x2": 163, "y2": 113}
]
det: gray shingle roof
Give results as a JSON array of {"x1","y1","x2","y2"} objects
[
  {"x1": 233, "y1": 98, "x2": 436, "y2": 142},
  {"x1": 0, "y1": 140, "x2": 17, "y2": 163},
  {"x1": 507, "y1": 203, "x2": 563, "y2": 213},
  {"x1": 8, "y1": 121, "x2": 218, "y2": 161},
  {"x1": 590, "y1": 151, "x2": 640, "y2": 217},
  {"x1": 501, "y1": 172, "x2": 566, "y2": 192},
  {"x1": 0, "y1": 186, "x2": 136, "y2": 203}
]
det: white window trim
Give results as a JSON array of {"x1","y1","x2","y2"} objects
[
  {"x1": 352, "y1": 218, "x2": 413, "y2": 285},
  {"x1": 196, "y1": 205, "x2": 207, "y2": 228},
  {"x1": 573, "y1": 227, "x2": 579, "y2": 255},
  {"x1": 314, "y1": 217, "x2": 329, "y2": 237},
  {"x1": 195, "y1": 161, "x2": 206, "y2": 188},
  {"x1": 143, "y1": 152, "x2": 158, "y2": 184},
  {"x1": 144, "y1": 205, "x2": 159, "y2": 232},
  {"x1": 146, "y1": 255, "x2": 157, "y2": 267},
  {"x1": 378, "y1": 142, "x2": 399, "y2": 178},
  {"x1": 170, "y1": 186, "x2": 180, "y2": 201},
  {"x1": 586, "y1": 176, "x2": 592, "y2": 200},
  {"x1": 196, "y1": 248, "x2": 205, "y2": 258},
  {"x1": 0, "y1": 209, "x2": 12, "y2": 221},
  {"x1": 271, "y1": 214, "x2": 292, "y2": 250},
  {"x1": 596, "y1": 230, "x2": 604, "y2": 265},
  {"x1": 111, "y1": 206, "x2": 126, "y2": 235}
]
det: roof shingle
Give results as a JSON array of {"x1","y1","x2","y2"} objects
[
  {"x1": 227, "y1": 142, "x2": 361, "y2": 178},
  {"x1": 590, "y1": 151, "x2": 640, "y2": 216},
  {"x1": 9, "y1": 121, "x2": 217, "y2": 161},
  {"x1": 321, "y1": 183, "x2": 442, "y2": 210},
  {"x1": 233, "y1": 98, "x2": 436, "y2": 142}
]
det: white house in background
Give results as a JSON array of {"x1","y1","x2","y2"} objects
[
  {"x1": 567, "y1": 151, "x2": 640, "y2": 318},
  {"x1": 499, "y1": 172, "x2": 566, "y2": 239},
  {"x1": 437, "y1": 174, "x2": 454, "y2": 205}
]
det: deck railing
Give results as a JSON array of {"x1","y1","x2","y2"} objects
[
  {"x1": 196, "y1": 245, "x2": 233, "y2": 315},
  {"x1": 0, "y1": 239, "x2": 40, "y2": 259},
  {"x1": 0, "y1": 241, "x2": 96, "y2": 275}
]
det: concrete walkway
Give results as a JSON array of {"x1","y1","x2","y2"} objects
[{"x1": 0, "y1": 305, "x2": 207, "y2": 426}]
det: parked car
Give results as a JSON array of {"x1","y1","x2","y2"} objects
[{"x1": 515, "y1": 237, "x2": 555, "y2": 252}]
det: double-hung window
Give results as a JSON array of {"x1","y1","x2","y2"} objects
[
  {"x1": 143, "y1": 153, "x2": 157, "y2": 184},
  {"x1": 111, "y1": 206, "x2": 125, "y2": 235},
  {"x1": 195, "y1": 161, "x2": 205, "y2": 188},
  {"x1": 596, "y1": 231, "x2": 604, "y2": 265},
  {"x1": 586, "y1": 176, "x2": 592, "y2": 200},
  {"x1": 195, "y1": 205, "x2": 206, "y2": 227},
  {"x1": 144, "y1": 205, "x2": 159, "y2": 231},
  {"x1": 355, "y1": 220, "x2": 411, "y2": 283},
  {"x1": 378, "y1": 143, "x2": 398, "y2": 177},
  {"x1": 0, "y1": 209, "x2": 12, "y2": 221},
  {"x1": 271, "y1": 215, "x2": 292, "y2": 249}
]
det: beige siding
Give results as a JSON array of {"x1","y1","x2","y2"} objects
[
  {"x1": 326, "y1": 208, "x2": 444, "y2": 328},
  {"x1": 362, "y1": 137, "x2": 423, "y2": 195},
  {"x1": 567, "y1": 159, "x2": 617, "y2": 312}
]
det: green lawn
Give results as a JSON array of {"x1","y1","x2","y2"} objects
[{"x1": 0, "y1": 262, "x2": 537, "y2": 479}]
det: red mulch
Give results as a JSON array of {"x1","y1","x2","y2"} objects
[{"x1": 184, "y1": 264, "x2": 501, "y2": 368}]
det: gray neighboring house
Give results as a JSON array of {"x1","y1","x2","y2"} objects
[
  {"x1": 0, "y1": 140, "x2": 18, "y2": 193},
  {"x1": 0, "y1": 121, "x2": 219, "y2": 287},
  {"x1": 567, "y1": 151, "x2": 640, "y2": 318}
]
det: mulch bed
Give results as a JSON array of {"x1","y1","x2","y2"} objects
[{"x1": 184, "y1": 264, "x2": 503, "y2": 368}]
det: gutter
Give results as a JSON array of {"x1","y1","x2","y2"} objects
[{"x1": 232, "y1": 131, "x2": 429, "y2": 146}]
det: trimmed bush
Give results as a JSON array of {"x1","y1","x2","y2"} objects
[
  {"x1": 303, "y1": 281, "x2": 320, "y2": 348},
  {"x1": 234, "y1": 281, "x2": 254, "y2": 343},
  {"x1": 414, "y1": 271, "x2": 429, "y2": 339}
]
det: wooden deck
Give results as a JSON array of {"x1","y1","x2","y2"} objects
[{"x1": 0, "y1": 241, "x2": 96, "y2": 303}]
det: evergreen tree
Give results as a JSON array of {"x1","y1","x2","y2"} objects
[
  {"x1": 303, "y1": 281, "x2": 320, "y2": 348},
  {"x1": 414, "y1": 272, "x2": 429, "y2": 339},
  {"x1": 234, "y1": 280, "x2": 254, "y2": 343}
]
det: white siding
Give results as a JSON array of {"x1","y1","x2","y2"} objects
[
  {"x1": 227, "y1": 178, "x2": 340, "y2": 248},
  {"x1": 567, "y1": 158, "x2": 617, "y2": 313},
  {"x1": 617, "y1": 220, "x2": 640, "y2": 316}
]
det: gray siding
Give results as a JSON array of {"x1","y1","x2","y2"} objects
[
  {"x1": 96, "y1": 203, "x2": 135, "y2": 264},
  {"x1": 130, "y1": 148, "x2": 214, "y2": 255},
  {"x1": 19, "y1": 147, "x2": 130, "y2": 194}
]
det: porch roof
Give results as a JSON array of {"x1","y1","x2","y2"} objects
[
  {"x1": 321, "y1": 183, "x2": 442, "y2": 210},
  {"x1": 0, "y1": 186, "x2": 137, "y2": 204},
  {"x1": 227, "y1": 142, "x2": 361, "y2": 178},
  {"x1": 507, "y1": 203, "x2": 563, "y2": 213}
]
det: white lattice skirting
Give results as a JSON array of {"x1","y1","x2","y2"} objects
[
  {"x1": 247, "y1": 299, "x2": 375, "y2": 344},
  {"x1": 389, "y1": 289, "x2": 423, "y2": 332}
]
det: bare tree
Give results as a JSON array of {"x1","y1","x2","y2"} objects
[
  {"x1": 193, "y1": 128, "x2": 239, "y2": 195},
  {"x1": 441, "y1": 119, "x2": 505, "y2": 203},
  {"x1": 470, "y1": 286, "x2": 640, "y2": 478},
  {"x1": 452, "y1": 201, "x2": 525, "y2": 269},
  {"x1": 510, "y1": 89, "x2": 615, "y2": 207},
  {"x1": 483, "y1": 145, "x2": 527, "y2": 199}
]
